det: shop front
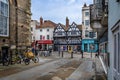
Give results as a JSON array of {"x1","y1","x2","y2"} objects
[
  {"x1": 82, "y1": 39, "x2": 98, "y2": 53},
  {"x1": 32, "y1": 40, "x2": 53, "y2": 51}
]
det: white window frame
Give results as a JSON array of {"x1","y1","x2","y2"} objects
[
  {"x1": 111, "y1": 20, "x2": 120, "y2": 80},
  {"x1": 0, "y1": 0, "x2": 9, "y2": 37}
]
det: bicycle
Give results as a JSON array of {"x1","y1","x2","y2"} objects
[
  {"x1": 0, "y1": 56, "x2": 10, "y2": 66},
  {"x1": 23, "y1": 50, "x2": 39, "y2": 65}
]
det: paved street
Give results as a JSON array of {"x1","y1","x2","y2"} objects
[{"x1": 0, "y1": 52, "x2": 106, "y2": 80}]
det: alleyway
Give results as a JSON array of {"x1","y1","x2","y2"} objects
[{"x1": 0, "y1": 52, "x2": 106, "y2": 80}]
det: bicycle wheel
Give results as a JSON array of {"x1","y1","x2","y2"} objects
[
  {"x1": 3, "y1": 58, "x2": 9, "y2": 66},
  {"x1": 32, "y1": 57, "x2": 39, "y2": 63},
  {"x1": 24, "y1": 58, "x2": 30, "y2": 65}
]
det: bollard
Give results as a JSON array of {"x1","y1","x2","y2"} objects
[
  {"x1": 71, "y1": 52, "x2": 73, "y2": 58},
  {"x1": 61, "y1": 51, "x2": 63, "y2": 58},
  {"x1": 91, "y1": 51, "x2": 92, "y2": 58},
  {"x1": 81, "y1": 50, "x2": 83, "y2": 58},
  {"x1": 58, "y1": 50, "x2": 60, "y2": 56}
]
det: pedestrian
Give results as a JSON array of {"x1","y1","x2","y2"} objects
[
  {"x1": 2, "y1": 49, "x2": 8, "y2": 66},
  {"x1": 81, "y1": 50, "x2": 83, "y2": 58},
  {"x1": 95, "y1": 49, "x2": 99, "y2": 58}
]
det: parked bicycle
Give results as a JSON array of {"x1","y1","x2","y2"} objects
[
  {"x1": 0, "y1": 56, "x2": 10, "y2": 66},
  {"x1": 23, "y1": 49, "x2": 39, "y2": 65}
]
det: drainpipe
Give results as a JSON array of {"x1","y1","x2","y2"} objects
[{"x1": 15, "y1": 0, "x2": 18, "y2": 53}]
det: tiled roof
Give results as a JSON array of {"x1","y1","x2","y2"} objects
[
  {"x1": 36, "y1": 20, "x2": 56, "y2": 29},
  {"x1": 77, "y1": 25, "x2": 82, "y2": 30},
  {"x1": 41, "y1": 20, "x2": 56, "y2": 28}
]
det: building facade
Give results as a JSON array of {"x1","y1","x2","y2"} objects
[
  {"x1": 53, "y1": 23, "x2": 67, "y2": 51},
  {"x1": 31, "y1": 17, "x2": 56, "y2": 50},
  {"x1": 82, "y1": 3, "x2": 98, "y2": 53},
  {"x1": 90, "y1": 0, "x2": 108, "y2": 75},
  {"x1": 108, "y1": 0, "x2": 120, "y2": 80},
  {"x1": 31, "y1": 20, "x2": 39, "y2": 43},
  {"x1": 0, "y1": 0, "x2": 31, "y2": 57},
  {"x1": 53, "y1": 17, "x2": 82, "y2": 52}
]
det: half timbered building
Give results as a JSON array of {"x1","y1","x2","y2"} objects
[{"x1": 53, "y1": 22, "x2": 82, "y2": 51}]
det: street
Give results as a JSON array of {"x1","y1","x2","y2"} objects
[{"x1": 0, "y1": 52, "x2": 106, "y2": 80}]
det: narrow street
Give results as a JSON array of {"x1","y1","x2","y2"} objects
[{"x1": 0, "y1": 52, "x2": 106, "y2": 80}]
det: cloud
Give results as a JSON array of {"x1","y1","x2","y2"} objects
[
  {"x1": 31, "y1": 0, "x2": 92, "y2": 24},
  {"x1": 67, "y1": 0, "x2": 76, "y2": 5}
]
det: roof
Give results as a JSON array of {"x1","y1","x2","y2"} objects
[
  {"x1": 41, "y1": 20, "x2": 56, "y2": 28},
  {"x1": 36, "y1": 20, "x2": 56, "y2": 29},
  {"x1": 77, "y1": 25, "x2": 82, "y2": 30},
  {"x1": 55, "y1": 22, "x2": 82, "y2": 31}
]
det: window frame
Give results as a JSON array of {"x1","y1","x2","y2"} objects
[
  {"x1": 85, "y1": 12, "x2": 89, "y2": 16},
  {"x1": 47, "y1": 35, "x2": 49, "y2": 40},
  {"x1": 40, "y1": 29, "x2": 42, "y2": 32},
  {"x1": 0, "y1": 0, "x2": 9, "y2": 37},
  {"x1": 85, "y1": 20, "x2": 89, "y2": 26},
  {"x1": 47, "y1": 28, "x2": 49, "y2": 32},
  {"x1": 40, "y1": 35, "x2": 42, "y2": 40}
]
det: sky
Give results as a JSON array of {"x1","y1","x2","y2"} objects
[{"x1": 31, "y1": 0, "x2": 93, "y2": 24}]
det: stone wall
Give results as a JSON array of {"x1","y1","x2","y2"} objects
[{"x1": 0, "y1": 0, "x2": 31, "y2": 52}]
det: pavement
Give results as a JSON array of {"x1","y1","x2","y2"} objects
[{"x1": 0, "y1": 51, "x2": 106, "y2": 80}]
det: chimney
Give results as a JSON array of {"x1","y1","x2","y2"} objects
[
  {"x1": 83, "y1": 3, "x2": 87, "y2": 7},
  {"x1": 66, "y1": 17, "x2": 69, "y2": 28},
  {"x1": 40, "y1": 17, "x2": 43, "y2": 26}
]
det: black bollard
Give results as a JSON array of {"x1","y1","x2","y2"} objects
[
  {"x1": 61, "y1": 51, "x2": 63, "y2": 58},
  {"x1": 81, "y1": 50, "x2": 83, "y2": 58},
  {"x1": 71, "y1": 52, "x2": 73, "y2": 58},
  {"x1": 91, "y1": 51, "x2": 92, "y2": 58},
  {"x1": 58, "y1": 51, "x2": 60, "y2": 56}
]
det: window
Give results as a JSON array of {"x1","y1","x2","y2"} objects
[
  {"x1": 85, "y1": 12, "x2": 89, "y2": 16},
  {"x1": 40, "y1": 35, "x2": 42, "y2": 40},
  {"x1": 85, "y1": 20, "x2": 89, "y2": 26},
  {"x1": 47, "y1": 29, "x2": 49, "y2": 32},
  {"x1": 89, "y1": 32, "x2": 95, "y2": 38},
  {"x1": 31, "y1": 27, "x2": 33, "y2": 31},
  {"x1": 113, "y1": 26, "x2": 120, "y2": 74},
  {"x1": 71, "y1": 31, "x2": 76, "y2": 35},
  {"x1": 40, "y1": 29, "x2": 42, "y2": 32},
  {"x1": 85, "y1": 30, "x2": 89, "y2": 37},
  {"x1": 0, "y1": 0, "x2": 9, "y2": 36},
  {"x1": 58, "y1": 32, "x2": 62, "y2": 35},
  {"x1": 47, "y1": 35, "x2": 49, "y2": 40}
]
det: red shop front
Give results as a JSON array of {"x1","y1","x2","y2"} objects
[{"x1": 32, "y1": 40, "x2": 53, "y2": 50}]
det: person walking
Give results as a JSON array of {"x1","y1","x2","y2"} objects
[{"x1": 81, "y1": 50, "x2": 83, "y2": 58}]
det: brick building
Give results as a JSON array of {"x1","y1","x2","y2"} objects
[{"x1": 0, "y1": 0, "x2": 31, "y2": 56}]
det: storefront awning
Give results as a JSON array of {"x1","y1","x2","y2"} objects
[{"x1": 37, "y1": 40, "x2": 53, "y2": 44}]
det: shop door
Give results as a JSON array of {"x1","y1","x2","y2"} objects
[{"x1": 84, "y1": 44, "x2": 87, "y2": 52}]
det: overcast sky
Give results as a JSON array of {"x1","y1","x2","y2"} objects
[{"x1": 31, "y1": 0, "x2": 93, "y2": 24}]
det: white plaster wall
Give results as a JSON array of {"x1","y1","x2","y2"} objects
[
  {"x1": 82, "y1": 6, "x2": 96, "y2": 39},
  {"x1": 108, "y1": 0, "x2": 120, "y2": 80},
  {"x1": 35, "y1": 28, "x2": 54, "y2": 40},
  {"x1": 31, "y1": 20, "x2": 38, "y2": 42}
]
